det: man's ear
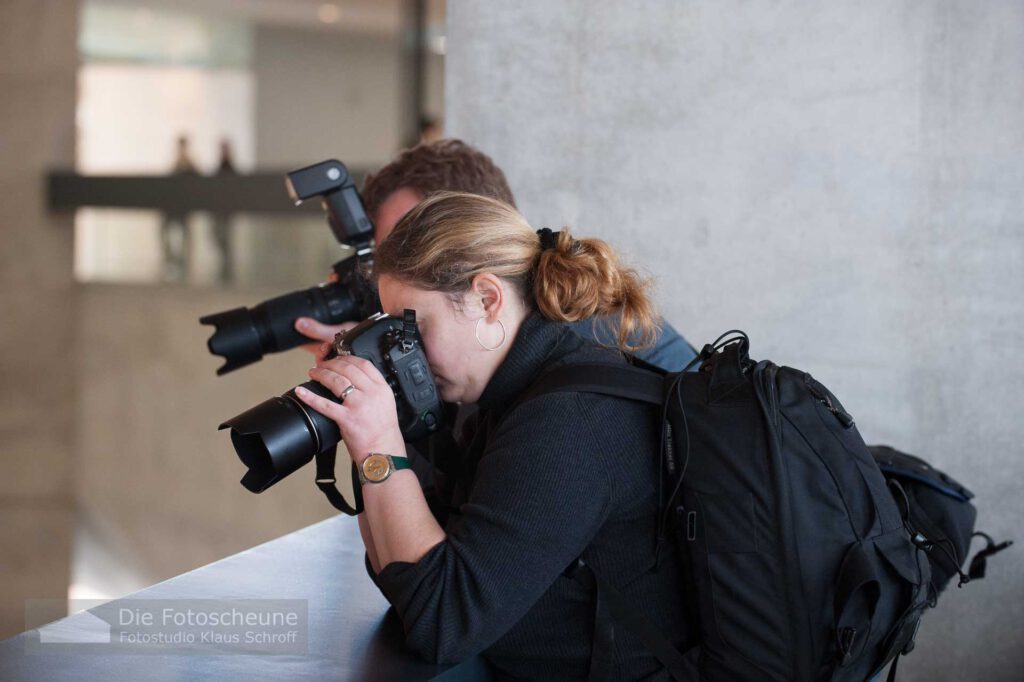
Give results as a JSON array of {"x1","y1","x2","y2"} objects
[{"x1": 469, "y1": 273, "x2": 506, "y2": 321}]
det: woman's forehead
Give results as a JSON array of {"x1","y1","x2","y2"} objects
[{"x1": 378, "y1": 275, "x2": 442, "y2": 317}]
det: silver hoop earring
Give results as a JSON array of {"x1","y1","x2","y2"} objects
[{"x1": 475, "y1": 317, "x2": 507, "y2": 351}]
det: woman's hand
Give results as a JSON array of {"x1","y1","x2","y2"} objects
[
  {"x1": 294, "y1": 318, "x2": 358, "y2": 357},
  {"x1": 295, "y1": 355, "x2": 406, "y2": 464}
]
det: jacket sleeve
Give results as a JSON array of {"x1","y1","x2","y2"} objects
[{"x1": 373, "y1": 392, "x2": 613, "y2": 663}]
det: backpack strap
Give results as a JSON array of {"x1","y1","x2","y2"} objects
[
  {"x1": 967, "y1": 532, "x2": 1014, "y2": 580},
  {"x1": 513, "y1": 363, "x2": 695, "y2": 679},
  {"x1": 566, "y1": 559, "x2": 617, "y2": 681},
  {"x1": 515, "y1": 361, "x2": 665, "y2": 408},
  {"x1": 567, "y1": 558, "x2": 696, "y2": 681}
]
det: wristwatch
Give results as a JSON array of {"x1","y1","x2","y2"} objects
[{"x1": 358, "y1": 453, "x2": 412, "y2": 485}]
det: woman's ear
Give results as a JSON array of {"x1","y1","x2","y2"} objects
[{"x1": 469, "y1": 273, "x2": 506, "y2": 321}]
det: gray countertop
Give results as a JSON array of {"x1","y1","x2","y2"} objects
[{"x1": 0, "y1": 514, "x2": 489, "y2": 681}]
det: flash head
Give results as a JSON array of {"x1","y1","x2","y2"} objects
[{"x1": 285, "y1": 159, "x2": 349, "y2": 204}]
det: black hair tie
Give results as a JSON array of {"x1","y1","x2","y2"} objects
[{"x1": 537, "y1": 227, "x2": 560, "y2": 251}]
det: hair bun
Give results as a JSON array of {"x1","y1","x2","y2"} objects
[{"x1": 533, "y1": 230, "x2": 659, "y2": 351}]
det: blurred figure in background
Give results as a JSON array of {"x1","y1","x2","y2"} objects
[
  {"x1": 162, "y1": 134, "x2": 198, "y2": 281},
  {"x1": 212, "y1": 137, "x2": 237, "y2": 283},
  {"x1": 172, "y1": 134, "x2": 199, "y2": 174},
  {"x1": 418, "y1": 116, "x2": 442, "y2": 145},
  {"x1": 405, "y1": 116, "x2": 443, "y2": 148},
  {"x1": 215, "y1": 138, "x2": 236, "y2": 175}
]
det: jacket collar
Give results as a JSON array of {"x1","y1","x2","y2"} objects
[{"x1": 475, "y1": 312, "x2": 585, "y2": 417}]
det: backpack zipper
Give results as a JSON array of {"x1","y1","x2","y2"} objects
[
  {"x1": 753, "y1": 361, "x2": 811, "y2": 681},
  {"x1": 805, "y1": 377, "x2": 856, "y2": 428},
  {"x1": 756, "y1": 362, "x2": 781, "y2": 431}
]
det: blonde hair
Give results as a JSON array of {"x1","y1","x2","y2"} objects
[{"x1": 373, "y1": 191, "x2": 660, "y2": 352}]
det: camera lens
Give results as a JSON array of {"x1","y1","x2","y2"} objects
[
  {"x1": 219, "y1": 381, "x2": 341, "y2": 492},
  {"x1": 220, "y1": 311, "x2": 445, "y2": 498},
  {"x1": 200, "y1": 282, "x2": 360, "y2": 375}
]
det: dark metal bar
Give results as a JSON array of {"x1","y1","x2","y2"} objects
[{"x1": 45, "y1": 171, "x2": 370, "y2": 215}]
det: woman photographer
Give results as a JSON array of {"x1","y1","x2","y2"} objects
[{"x1": 294, "y1": 192, "x2": 690, "y2": 679}]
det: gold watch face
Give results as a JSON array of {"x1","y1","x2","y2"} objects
[{"x1": 362, "y1": 454, "x2": 391, "y2": 483}]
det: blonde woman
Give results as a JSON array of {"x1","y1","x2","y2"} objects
[{"x1": 295, "y1": 192, "x2": 690, "y2": 679}]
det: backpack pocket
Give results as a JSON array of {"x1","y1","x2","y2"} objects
[
  {"x1": 868, "y1": 530, "x2": 933, "y2": 676},
  {"x1": 830, "y1": 529, "x2": 931, "y2": 681},
  {"x1": 697, "y1": 492, "x2": 758, "y2": 554},
  {"x1": 682, "y1": 488, "x2": 788, "y2": 680}
]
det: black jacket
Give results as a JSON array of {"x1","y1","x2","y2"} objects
[{"x1": 375, "y1": 313, "x2": 691, "y2": 679}]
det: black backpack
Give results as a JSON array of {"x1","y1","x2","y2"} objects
[
  {"x1": 520, "y1": 331, "x2": 997, "y2": 681},
  {"x1": 869, "y1": 445, "x2": 1011, "y2": 596}
]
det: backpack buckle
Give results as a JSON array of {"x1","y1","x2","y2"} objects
[
  {"x1": 836, "y1": 626, "x2": 858, "y2": 664},
  {"x1": 910, "y1": 531, "x2": 933, "y2": 551}
]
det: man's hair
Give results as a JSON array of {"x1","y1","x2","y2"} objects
[{"x1": 361, "y1": 139, "x2": 516, "y2": 218}]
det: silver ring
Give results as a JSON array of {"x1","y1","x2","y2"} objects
[{"x1": 339, "y1": 384, "x2": 357, "y2": 400}]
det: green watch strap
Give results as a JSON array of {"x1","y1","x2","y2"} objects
[{"x1": 359, "y1": 453, "x2": 411, "y2": 484}]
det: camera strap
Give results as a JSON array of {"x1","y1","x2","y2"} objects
[{"x1": 314, "y1": 446, "x2": 363, "y2": 515}]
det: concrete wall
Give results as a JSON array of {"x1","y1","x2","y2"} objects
[
  {"x1": 0, "y1": 0, "x2": 79, "y2": 639},
  {"x1": 447, "y1": 1, "x2": 1023, "y2": 679}
]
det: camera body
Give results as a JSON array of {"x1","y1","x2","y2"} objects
[
  {"x1": 199, "y1": 159, "x2": 380, "y2": 375},
  {"x1": 325, "y1": 311, "x2": 444, "y2": 440},
  {"x1": 219, "y1": 310, "x2": 444, "y2": 495}
]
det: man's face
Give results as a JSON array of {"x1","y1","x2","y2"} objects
[{"x1": 372, "y1": 187, "x2": 423, "y2": 244}]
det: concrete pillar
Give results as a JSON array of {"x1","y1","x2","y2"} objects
[
  {"x1": 446, "y1": 2, "x2": 1024, "y2": 679},
  {"x1": 0, "y1": 0, "x2": 79, "y2": 638}
]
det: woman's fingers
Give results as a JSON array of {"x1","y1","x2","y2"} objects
[
  {"x1": 336, "y1": 354, "x2": 390, "y2": 386},
  {"x1": 315, "y1": 355, "x2": 389, "y2": 387},
  {"x1": 296, "y1": 319, "x2": 360, "y2": 358},
  {"x1": 295, "y1": 317, "x2": 346, "y2": 343},
  {"x1": 294, "y1": 385, "x2": 348, "y2": 423},
  {"x1": 301, "y1": 355, "x2": 403, "y2": 460},
  {"x1": 308, "y1": 367, "x2": 361, "y2": 398}
]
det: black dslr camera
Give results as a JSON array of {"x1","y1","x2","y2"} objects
[
  {"x1": 199, "y1": 159, "x2": 379, "y2": 375},
  {"x1": 218, "y1": 310, "x2": 445, "y2": 514}
]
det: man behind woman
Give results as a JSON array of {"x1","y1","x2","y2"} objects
[{"x1": 295, "y1": 139, "x2": 697, "y2": 371}]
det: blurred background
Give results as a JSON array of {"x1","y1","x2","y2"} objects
[
  {"x1": 2, "y1": 1, "x2": 1022, "y2": 680},
  {"x1": 3, "y1": 0, "x2": 445, "y2": 637}
]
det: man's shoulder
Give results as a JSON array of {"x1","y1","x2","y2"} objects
[
  {"x1": 565, "y1": 315, "x2": 697, "y2": 372},
  {"x1": 641, "y1": 318, "x2": 698, "y2": 371}
]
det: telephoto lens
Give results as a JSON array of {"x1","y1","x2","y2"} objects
[
  {"x1": 200, "y1": 158, "x2": 379, "y2": 376},
  {"x1": 200, "y1": 280, "x2": 361, "y2": 376},
  {"x1": 219, "y1": 380, "x2": 341, "y2": 493},
  {"x1": 219, "y1": 311, "x2": 445, "y2": 494}
]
